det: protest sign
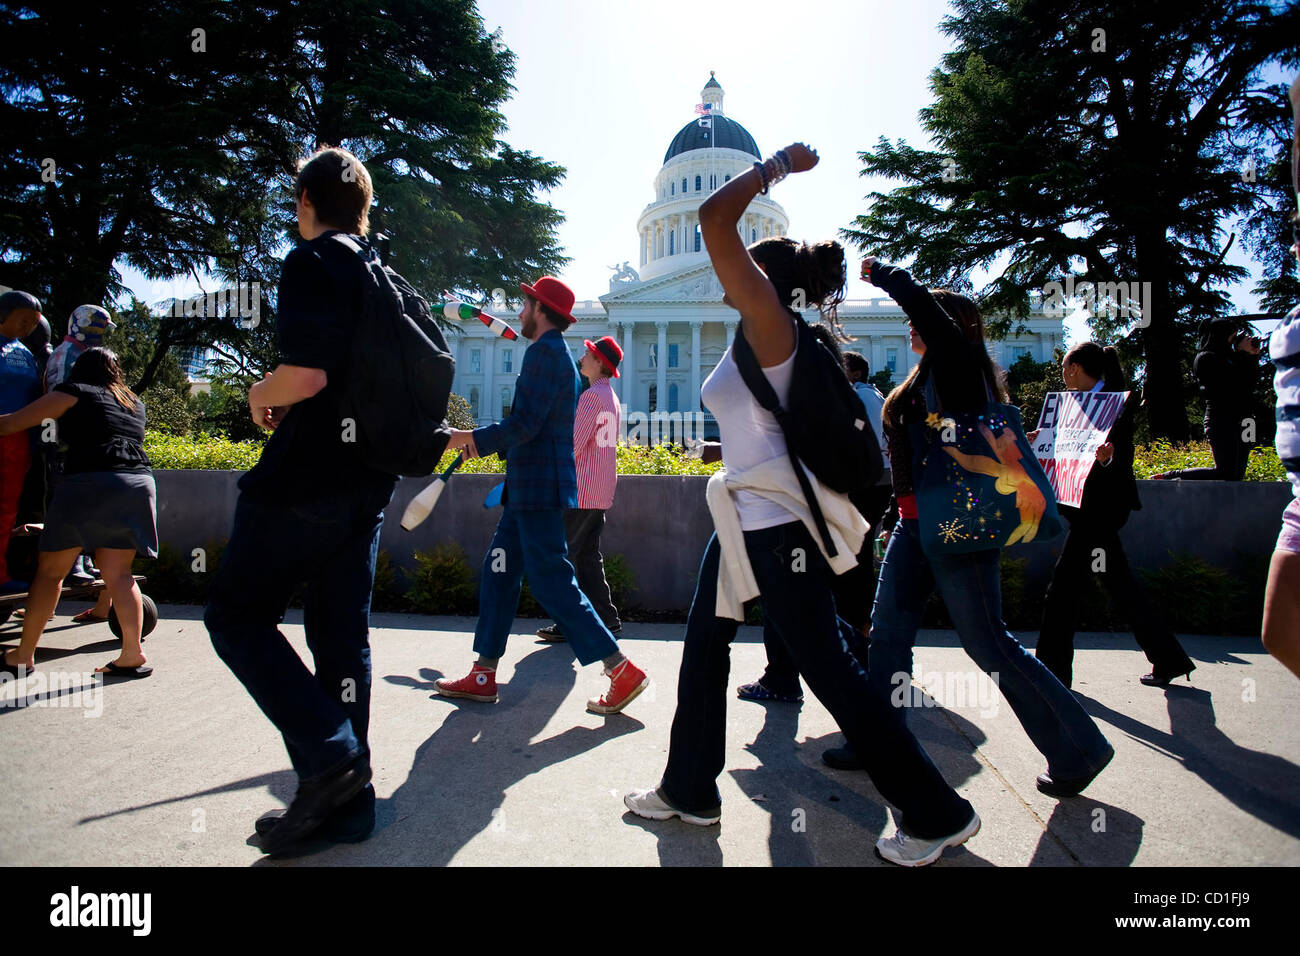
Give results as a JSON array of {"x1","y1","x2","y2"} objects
[{"x1": 1032, "y1": 390, "x2": 1130, "y2": 508}]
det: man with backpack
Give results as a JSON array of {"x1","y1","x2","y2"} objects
[
  {"x1": 205, "y1": 147, "x2": 398, "y2": 856},
  {"x1": 437, "y1": 278, "x2": 649, "y2": 715}
]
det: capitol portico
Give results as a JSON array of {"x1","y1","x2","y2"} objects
[{"x1": 450, "y1": 75, "x2": 1064, "y2": 432}]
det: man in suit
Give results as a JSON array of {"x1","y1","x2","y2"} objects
[{"x1": 437, "y1": 276, "x2": 648, "y2": 714}]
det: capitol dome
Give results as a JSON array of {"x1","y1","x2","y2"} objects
[
  {"x1": 663, "y1": 115, "x2": 759, "y2": 163},
  {"x1": 635, "y1": 73, "x2": 788, "y2": 282}
]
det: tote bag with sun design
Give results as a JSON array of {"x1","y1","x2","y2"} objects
[{"x1": 909, "y1": 377, "x2": 1063, "y2": 556}]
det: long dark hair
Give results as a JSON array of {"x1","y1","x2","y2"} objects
[
  {"x1": 68, "y1": 347, "x2": 139, "y2": 410},
  {"x1": 749, "y1": 236, "x2": 847, "y2": 335},
  {"x1": 1197, "y1": 317, "x2": 1239, "y2": 354},
  {"x1": 882, "y1": 289, "x2": 1006, "y2": 428},
  {"x1": 1065, "y1": 341, "x2": 1128, "y2": 390}
]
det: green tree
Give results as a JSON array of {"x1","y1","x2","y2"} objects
[
  {"x1": 844, "y1": 0, "x2": 1299, "y2": 441},
  {"x1": 1, "y1": 0, "x2": 568, "y2": 413}
]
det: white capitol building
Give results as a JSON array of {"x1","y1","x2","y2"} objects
[{"x1": 452, "y1": 75, "x2": 1063, "y2": 432}]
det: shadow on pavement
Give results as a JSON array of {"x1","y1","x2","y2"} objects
[
  {"x1": 1079, "y1": 686, "x2": 1300, "y2": 840},
  {"x1": 257, "y1": 643, "x2": 643, "y2": 865}
]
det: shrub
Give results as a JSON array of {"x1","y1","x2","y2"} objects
[
  {"x1": 370, "y1": 550, "x2": 407, "y2": 612},
  {"x1": 132, "y1": 539, "x2": 225, "y2": 605},
  {"x1": 145, "y1": 431, "x2": 264, "y2": 470},
  {"x1": 604, "y1": 553, "x2": 637, "y2": 610},
  {"x1": 405, "y1": 542, "x2": 477, "y2": 615},
  {"x1": 1140, "y1": 553, "x2": 1268, "y2": 635},
  {"x1": 1133, "y1": 440, "x2": 1284, "y2": 481}
]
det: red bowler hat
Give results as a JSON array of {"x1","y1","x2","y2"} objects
[
  {"x1": 519, "y1": 276, "x2": 577, "y2": 325},
  {"x1": 584, "y1": 335, "x2": 623, "y2": 378}
]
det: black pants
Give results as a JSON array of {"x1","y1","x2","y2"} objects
[
  {"x1": 660, "y1": 524, "x2": 974, "y2": 838},
  {"x1": 1165, "y1": 416, "x2": 1251, "y2": 480},
  {"x1": 563, "y1": 508, "x2": 620, "y2": 630},
  {"x1": 757, "y1": 484, "x2": 893, "y2": 695},
  {"x1": 1035, "y1": 514, "x2": 1192, "y2": 687}
]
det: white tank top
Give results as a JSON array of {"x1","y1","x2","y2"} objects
[{"x1": 701, "y1": 339, "x2": 797, "y2": 530}]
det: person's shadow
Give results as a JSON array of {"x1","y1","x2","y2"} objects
[
  {"x1": 727, "y1": 687, "x2": 994, "y2": 866},
  {"x1": 1077, "y1": 684, "x2": 1300, "y2": 841},
  {"x1": 256, "y1": 644, "x2": 643, "y2": 865}
]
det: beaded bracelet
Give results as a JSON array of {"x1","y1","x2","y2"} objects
[
  {"x1": 765, "y1": 151, "x2": 790, "y2": 189},
  {"x1": 752, "y1": 161, "x2": 769, "y2": 194}
]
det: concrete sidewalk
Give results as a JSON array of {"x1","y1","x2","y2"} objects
[{"x1": 1, "y1": 604, "x2": 1297, "y2": 866}]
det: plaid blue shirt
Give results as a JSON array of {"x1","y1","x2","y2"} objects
[{"x1": 473, "y1": 329, "x2": 579, "y2": 510}]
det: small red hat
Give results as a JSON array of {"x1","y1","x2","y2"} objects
[
  {"x1": 519, "y1": 276, "x2": 576, "y2": 325},
  {"x1": 584, "y1": 336, "x2": 623, "y2": 378}
]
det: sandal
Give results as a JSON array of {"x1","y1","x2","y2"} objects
[
  {"x1": 96, "y1": 661, "x2": 153, "y2": 680},
  {"x1": 736, "y1": 680, "x2": 803, "y2": 704},
  {"x1": 1, "y1": 655, "x2": 33, "y2": 679},
  {"x1": 71, "y1": 609, "x2": 110, "y2": 624}
]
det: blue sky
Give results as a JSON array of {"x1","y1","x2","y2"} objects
[{"x1": 120, "y1": 0, "x2": 1284, "y2": 345}]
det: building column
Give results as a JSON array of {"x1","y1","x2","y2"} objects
[
  {"x1": 609, "y1": 322, "x2": 622, "y2": 403},
  {"x1": 483, "y1": 335, "x2": 496, "y2": 422},
  {"x1": 622, "y1": 320, "x2": 636, "y2": 414},
  {"x1": 690, "y1": 320, "x2": 702, "y2": 412},
  {"x1": 656, "y1": 320, "x2": 668, "y2": 414},
  {"x1": 725, "y1": 320, "x2": 736, "y2": 350}
]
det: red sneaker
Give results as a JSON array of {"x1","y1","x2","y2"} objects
[
  {"x1": 587, "y1": 660, "x2": 648, "y2": 714},
  {"x1": 435, "y1": 663, "x2": 498, "y2": 703}
]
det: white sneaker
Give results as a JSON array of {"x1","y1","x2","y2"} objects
[
  {"x1": 875, "y1": 811, "x2": 980, "y2": 866},
  {"x1": 623, "y1": 787, "x2": 720, "y2": 826}
]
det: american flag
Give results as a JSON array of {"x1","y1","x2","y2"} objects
[{"x1": 694, "y1": 103, "x2": 712, "y2": 115}]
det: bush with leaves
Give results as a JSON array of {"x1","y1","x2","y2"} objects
[
  {"x1": 405, "y1": 542, "x2": 477, "y2": 616},
  {"x1": 145, "y1": 431, "x2": 264, "y2": 470}
]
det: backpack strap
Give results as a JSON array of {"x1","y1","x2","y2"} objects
[{"x1": 732, "y1": 318, "x2": 839, "y2": 558}]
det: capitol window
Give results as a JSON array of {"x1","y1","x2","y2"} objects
[
  {"x1": 671, "y1": 182, "x2": 675, "y2": 195},
  {"x1": 695, "y1": 175, "x2": 701, "y2": 191},
  {"x1": 668, "y1": 343, "x2": 679, "y2": 368},
  {"x1": 503, "y1": 349, "x2": 512, "y2": 373},
  {"x1": 694, "y1": 225, "x2": 701, "y2": 252},
  {"x1": 682, "y1": 177, "x2": 687, "y2": 192},
  {"x1": 886, "y1": 348, "x2": 898, "y2": 373},
  {"x1": 470, "y1": 349, "x2": 481, "y2": 373},
  {"x1": 669, "y1": 383, "x2": 679, "y2": 413}
]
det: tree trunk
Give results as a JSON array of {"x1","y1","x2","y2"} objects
[{"x1": 1136, "y1": 236, "x2": 1190, "y2": 442}]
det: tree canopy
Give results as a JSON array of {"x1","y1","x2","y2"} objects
[
  {"x1": 844, "y1": 0, "x2": 1299, "y2": 440},
  {"x1": 1, "y1": 0, "x2": 568, "y2": 410}
]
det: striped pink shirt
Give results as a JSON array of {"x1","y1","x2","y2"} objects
[{"x1": 574, "y1": 376, "x2": 619, "y2": 509}]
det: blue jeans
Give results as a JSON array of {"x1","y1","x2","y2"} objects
[
  {"x1": 474, "y1": 507, "x2": 619, "y2": 666},
  {"x1": 870, "y1": 519, "x2": 1113, "y2": 779},
  {"x1": 205, "y1": 482, "x2": 393, "y2": 781},
  {"x1": 660, "y1": 523, "x2": 975, "y2": 840}
]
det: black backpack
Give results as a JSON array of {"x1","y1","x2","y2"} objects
[
  {"x1": 330, "y1": 234, "x2": 455, "y2": 477},
  {"x1": 732, "y1": 313, "x2": 884, "y2": 557}
]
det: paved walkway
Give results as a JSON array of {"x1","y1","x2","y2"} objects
[{"x1": 2, "y1": 604, "x2": 1297, "y2": 866}]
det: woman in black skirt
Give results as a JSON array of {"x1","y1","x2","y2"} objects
[{"x1": 0, "y1": 347, "x2": 157, "y2": 679}]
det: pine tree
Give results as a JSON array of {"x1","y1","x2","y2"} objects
[{"x1": 843, "y1": 0, "x2": 1299, "y2": 440}]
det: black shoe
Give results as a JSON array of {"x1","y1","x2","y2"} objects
[
  {"x1": 822, "y1": 745, "x2": 865, "y2": 771},
  {"x1": 255, "y1": 784, "x2": 376, "y2": 844},
  {"x1": 1139, "y1": 661, "x2": 1195, "y2": 687},
  {"x1": 258, "y1": 753, "x2": 371, "y2": 855},
  {"x1": 1036, "y1": 745, "x2": 1114, "y2": 798},
  {"x1": 536, "y1": 623, "x2": 565, "y2": 642}
]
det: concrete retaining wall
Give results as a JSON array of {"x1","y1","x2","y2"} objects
[{"x1": 154, "y1": 471, "x2": 1293, "y2": 611}]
